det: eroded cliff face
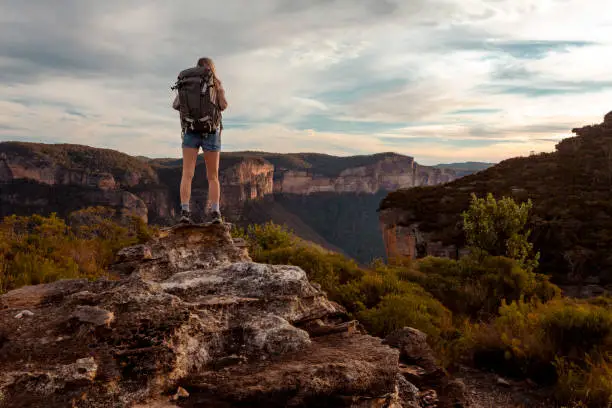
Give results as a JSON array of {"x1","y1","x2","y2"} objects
[
  {"x1": 377, "y1": 111, "x2": 612, "y2": 286},
  {"x1": 274, "y1": 156, "x2": 457, "y2": 195},
  {"x1": 379, "y1": 214, "x2": 463, "y2": 262},
  {"x1": 0, "y1": 146, "x2": 158, "y2": 189},
  {"x1": 1, "y1": 143, "x2": 458, "y2": 229},
  {"x1": 0, "y1": 224, "x2": 446, "y2": 408},
  {"x1": 0, "y1": 143, "x2": 160, "y2": 222},
  {"x1": 220, "y1": 158, "x2": 274, "y2": 204},
  {"x1": 0, "y1": 144, "x2": 276, "y2": 224},
  {"x1": 131, "y1": 189, "x2": 173, "y2": 223}
]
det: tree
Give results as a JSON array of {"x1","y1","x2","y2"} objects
[{"x1": 462, "y1": 193, "x2": 539, "y2": 270}]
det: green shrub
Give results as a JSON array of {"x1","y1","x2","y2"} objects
[
  {"x1": 0, "y1": 209, "x2": 154, "y2": 294},
  {"x1": 587, "y1": 295, "x2": 612, "y2": 309},
  {"x1": 486, "y1": 298, "x2": 610, "y2": 362},
  {"x1": 3, "y1": 250, "x2": 81, "y2": 289},
  {"x1": 555, "y1": 356, "x2": 612, "y2": 408},
  {"x1": 339, "y1": 272, "x2": 416, "y2": 310},
  {"x1": 335, "y1": 267, "x2": 454, "y2": 351},
  {"x1": 406, "y1": 254, "x2": 560, "y2": 318},
  {"x1": 358, "y1": 291, "x2": 453, "y2": 343},
  {"x1": 237, "y1": 222, "x2": 454, "y2": 349},
  {"x1": 462, "y1": 193, "x2": 539, "y2": 270},
  {"x1": 240, "y1": 222, "x2": 364, "y2": 298},
  {"x1": 540, "y1": 303, "x2": 612, "y2": 358},
  {"x1": 471, "y1": 298, "x2": 612, "y2": 406},
  {"x1": 237, "y1": 222, "x2": 297, "y2": 253}
]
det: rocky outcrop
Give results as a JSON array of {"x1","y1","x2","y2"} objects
[
  {"x1": 1, "y1": 224, "x2": 455, "y2": 407},
  {"x1": 378, "y1": 111, "x2": 612, "y2": 285},
  {"x1": 384, "y1": 328, "x2": 445, "y2": 387}
]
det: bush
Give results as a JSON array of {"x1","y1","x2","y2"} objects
[
  {"x1": 404, "y1": 254, "x2": 560, "y2": 318},
  {"x1": 0, "y1": 213, "x2": 80, "y2": 292},
  {"x1": 337, "y1": 272, "x2": 417, "y2": 311},
  {"x1": 0, "y1": 209, "x2": 154, "y2": 294},
  {"x1": 471, "y1": 298, "x2": 612, "y2": 407},
  {"x1": 237, "y1": 222, "x2": 454, "y2": 348},
  {"x1": 234, "y1": 222, "x2": 296, "y2": 253},
  {"x1": 358, "y1": 292, "x2": 453, "y2": 342},
  {"x1": 237, "y1": 222, "x2": 364, "y2": 298},
  {"x1": 540, "y1": 303, "x2": 612, "y2": 358},
  {"x1": 69, "y1": 206, "x2": 155, "y2": 269},
  {"x1": 483, "y1": 298, "x2": 611, "y2": 364},
  {"x1": 462, "y1": 193, "x2": 539, "y2": 270},
  {"x1": 555, "y1": 357, "x2": 612, "y2": 408},
  {"x1": 336, "y1": 268, "x2": 456, "y2": 360},
  {"x1": 586, "y1": 295, "x2": 612, "y2": 309}
]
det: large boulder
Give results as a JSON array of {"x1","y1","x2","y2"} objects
[
  {"x1": 384, "y1": 328, "x2": 475, "y2": 408},
  {"x1": 0, "y1": 224, "x2": 418, "y2": 408},
  {"x1": 384, "y1": 327, "x2": 444, "y2": 386}
]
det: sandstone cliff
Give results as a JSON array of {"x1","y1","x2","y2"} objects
[
  {"x1": 0, "y1": 144, "x2": 460, "y2": 220},
  {"x1": 243, "y1": 152, "x2": 457, "y2": 195},
  {"x1": 274, "y1": 165, "x2": 455, "y2": 194},
  {"x1": 0, "y1": 142, "x2": 158, "y2": 223},
  {"x1": 0, "y1": 142, "x2": 158, "y2": 189},
  {"x1": 0, "y1": 143, "x2": 469, "y2": 264},
  {"x1": 0, "y1": 223, "x2": 464, "y2": 408},
  {"x1": 379, "y1": 111, "x2": 612, "y2": 285},
  {"x1": 0, "y1": 144, "x2": 275, "y2": 225}
]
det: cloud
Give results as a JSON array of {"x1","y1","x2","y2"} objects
[
  {"x1": 482, "y1": 80, "x2": 612, "y2": 97},
  {"x1": 448, "y1": 39, "x2": 596, "y2": 59},
  {"x1": 448, "y1": 109, "x2": 503, "y2": 115},
  {"x1": 0, "y1": 0, "x2": 611, "y2": 164}
]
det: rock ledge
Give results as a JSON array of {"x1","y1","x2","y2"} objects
[{"x1": 0, "y1": 224, "x2": 434, "y2": 408}]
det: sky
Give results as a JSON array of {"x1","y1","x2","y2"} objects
[{"x1": 1, "y1": 0, "x2": 611, "y2": 165}]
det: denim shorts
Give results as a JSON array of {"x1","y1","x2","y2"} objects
[{"x1": 181, "y1": 128, "x2": 221, "y2": 152}]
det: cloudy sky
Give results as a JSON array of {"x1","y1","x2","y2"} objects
[{"x1": 1, "y1": 0, "x2": 611, "y2": 165}]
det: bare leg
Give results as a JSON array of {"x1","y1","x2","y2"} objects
[
  {"x1": 180, "y1": 148, "x2": 199, "y2": 206},
  {"x1": 203, "y1": 151, "x2": 220, "y2": 211}
]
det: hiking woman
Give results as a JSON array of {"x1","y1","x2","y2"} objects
[{"x1": 172, "y1": 57, "x2": 228, "y2": 224}]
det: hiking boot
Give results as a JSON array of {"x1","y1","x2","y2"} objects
[
  {"x1": 179, "y1": 209, "x2": 193, "y2": 225},
  {"x1": 210, "y1": 211, "x2": 223, "y2": 225}
]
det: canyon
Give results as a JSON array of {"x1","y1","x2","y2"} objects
[{"x1": 0, "y1": 143, "x2": 485, "y2": 262}]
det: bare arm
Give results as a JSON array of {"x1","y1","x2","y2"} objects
[{"x1": 216, "y1": 81, "x2": 228, "y2": 111}]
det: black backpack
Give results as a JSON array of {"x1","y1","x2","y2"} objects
[{"x1": 171, "y1": 66, "x2": 221, "y2": 134}]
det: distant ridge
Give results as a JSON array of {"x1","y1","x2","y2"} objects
[{"x1": 0, "y1": 140, "x2": 480, "y2": 263}]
